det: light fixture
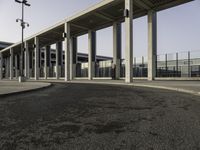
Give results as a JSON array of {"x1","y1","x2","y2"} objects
[
  {"x1": 32, "y1": 44, "x2": 36, "y2": 49},
  {"x1": 124, "y1": 9, "x2": 129, "y2": 18},
  {"x1": 63, "y1": 32, "x2": 67, "y2": 38}
]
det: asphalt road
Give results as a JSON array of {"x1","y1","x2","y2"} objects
[{"x1": 0, "y1": 83, "x2": 200, "y2": 150}]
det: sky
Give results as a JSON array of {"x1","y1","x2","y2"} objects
[{"x1": 0, "y1": 0, "x2": 200, "y2": 58}]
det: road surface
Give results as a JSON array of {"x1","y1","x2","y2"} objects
[{"x1": 0, "y1": 83, "x2": 200, "y2": 150}]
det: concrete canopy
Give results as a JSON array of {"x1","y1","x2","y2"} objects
[
  {"x1": 1, "y1": 0, "x2": 193, "y2": 54},
  {"x1": 68, "y1": 0, "x2": 193, "y2": 36}
]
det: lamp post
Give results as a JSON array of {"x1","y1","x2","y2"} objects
[{"x1": 15, "y1": 0, "x2": 30, "y2": 82}]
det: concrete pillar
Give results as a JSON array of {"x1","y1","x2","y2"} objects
[
  {"x1": 88, "y1": 30, "x2": 96, "y2": 80},
  {"x1": 64, "y1": 22, "x2": 70, "y2": 81},
  {"x1": 148, "y1": 10, "x2": 157, "y2": 81},
  {"x1": 70, "y1": 37, "x2": 77, "y2": 80},
  {"x1": 38, "y1": 48, "x2": 41, "y2": 78},
  {"x1": 39, "y1": 49, "x2": 42, "y2": 70},
  {"x1": 15, "y1": 55, "x2": 18, "y2": 78},
  {"x1": 10, "y1": 48, "x2": 14, "y2": 80},
  {"x1": 29, "y1": 51, "x2": 33, "y2": 78},
  {"x1": 5, "y1": 58, "x2": 8, "y2": 78},
  {"x1": 125, "y1": 0, "x2": 133, "y2": 83},
  {"x1": 0, "y1": 52, "x2": 3, "y2": 80},
  {"x1": 113, "y1": 22, "x2": 122, "y2": 79},
  {"x1": 56, "y1": 41, "x2": 62, "y2": 79},
  {"x1": 44, "y1": 45, "x2": 50, "y2": 79},
  {"x1": 6, "y1": 57, "x2": 10, "y2": 79},
  {"x1": 34, "y1": 37, "x2": 39, "y2": 80},
  {"x1": 25, "y1": 42, "x2": 30, "y2": 79},
  {"x1": 44, "y1": 48, "x2": 47, "y2": 79}
]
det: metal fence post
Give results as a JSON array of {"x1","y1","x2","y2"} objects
[
  {"x1": 165, "y1": 54, "x2": 168, "y2": 77},
  {"x1": 176, "y1": 52, "x2": 178, "y2": 77},
  {"x1": 134, "y1": 57, "x2": 136, "y2": 77},
  {"x1": 142, "y1": 56, "x2": 144, "y2": 77},
  {"x1": 188, "y1": 51, "x2": 191, "y2": 77}
]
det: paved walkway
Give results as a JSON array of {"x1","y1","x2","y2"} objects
[
  {"x1": 0, "y1": 80, "x2": 51, "y2": 96},
  {"x1": 1, "y1": 79, "x2": 199, "y2": 96},
  {"x1": 36, "y1": 79, "x2": 200, "y2": 96},
  {"x1": 133, "y1": 80, "x2": 200, "y2": 96},
  {"x1": 73, "y1": 80, "x2": 200, "y2": 96}
]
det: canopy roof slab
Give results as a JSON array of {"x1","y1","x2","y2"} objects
[
  {"x1": 1, "y1": 0, "x2": 193, "y2": 53},
  {"x1": 68, "y1": 0, "x2": 193, "y2": 36}
]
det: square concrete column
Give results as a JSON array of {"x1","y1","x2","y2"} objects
[
  {"x1": 56, "y1": 41, "x2": 62, "y2": 79},
  {"x1": 6, "y1": 57, "x2": 10, "y2": 79},
  {"x1": 10, "y1": 48, "x2": 14, "y2": 80},
  {"x1": 148, "y1": 10, "x2": 157, "y2": 81},
  {"x1": 64, "y1": 22, "x2": 70, "y2": 81},
  {"x1": 29, "y1": 50, "x2": 34, "y2": 77},
  {"x1": 88, "y1": 30, "x2": 96, "y2": 80},
  {"x1": 15, "y1": 55, "x2": 19, "y2": 78},
  {"x1": 113, "y1": 22, "x2": 122, "y2": 80},
  {"x1": 0, "y1": 52, "x2": 3, "y2": 80},
  {"x1": 125, "y1": 0, "x2": 133, "y2": 83},
  {"x1": 5, "y1": 58, "x2": 8, "y2": 78},
  {"x1": 34, "y1": 37, "x2": 39, "y2": 80},
  {"x1": 38, "y1": 48, "x2": 41, "y2": 78},
  {"x1": 70, "y1": 37, "x2": 77, "y2": 80},
  {"x1": 44, "y1": 45, "x2": 51, "y2": 79},
  {"x1": 25, "y1": 42, "x2": 30, "y2": 79}
]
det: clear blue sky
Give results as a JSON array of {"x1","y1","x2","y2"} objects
[{"x1": 0, "y1": 0, "x2": 200, "y2": 58}]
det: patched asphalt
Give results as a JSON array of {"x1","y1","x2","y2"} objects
[{"x1": 0, "y1": 83, "x2": 200, "y2": 150}]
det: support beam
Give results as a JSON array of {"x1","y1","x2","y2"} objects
[
  {"x1": 10, "y1": 48, "x2": 14, "y2": 80},
  {"x1": 0, "y1": 52, "x2": 3, "y2": 80},
  {"x1": 134, "y1": 0, "x2": 151, "y2": 10},
  {"x1": 148, "y1": 10, "x2": 157, "y2": 81},
  {"x1": 25, "y1": 42, "x2": 30, "y2": 79},
  {"x1": 113, "y1": 22, "x2": 122, "y2": 80},
  {"x1": 64, "y1": 22, "x2": 70, "y2": 81},
  {"x1": 34, "y1": 37, "x2": 39, "y2": 80},
  {"x1": 56, "y1": 41, "x2": 62, "y2": 79},
  {"x1": 88, "y1": 30, "x2": 96, "y2": 80},
  {"x1": 94, "y1": 12, "x2": 114, "y2": 22},
  {"x1": 71, "y1": 23, "x2": 89, "y2": 30},
  {"x1": 143, "y1": 0, "x2": 153, "y2": 7},
  {"x1": 70, "y1": 37, "x2": 77, "y2": 80},
  {"x1": 44, "y1": 45, "x2": 51, "y2": 79},
  {"x1": 125, "y1": 0, "x2": 133, "y2": 83}
]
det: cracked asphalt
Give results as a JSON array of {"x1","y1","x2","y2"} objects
[{"x1": 0, "y1": 83, "x2": 200, "y2": 150}]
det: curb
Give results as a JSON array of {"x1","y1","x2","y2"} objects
[
  {"x1": 69, "y1": 81, "x2": 200, "y2": 97},
  {"x1": 0, "y1": 82, "x2": 52, "y2": 98},
  {"x1": 133, "y1": 84, "x2": 200, "y2": 96},
  {"x1": 14, "y1": 80, "x2": 200, "y2": 97}
]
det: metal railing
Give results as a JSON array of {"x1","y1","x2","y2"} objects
[
  {"x1": 76, "y1": 51, "x2": 200, "y2": 78},
  {"x1": 157, "y1": 51, "x2": 200, "y2": 77}
]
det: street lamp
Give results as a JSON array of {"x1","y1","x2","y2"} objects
[{"x1": 15, "y1": 0, "x2": 30, "y2": 82}]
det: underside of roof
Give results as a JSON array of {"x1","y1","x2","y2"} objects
[{"x1": 1, "y1": 0, "x2": 194, "y2": 55}]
